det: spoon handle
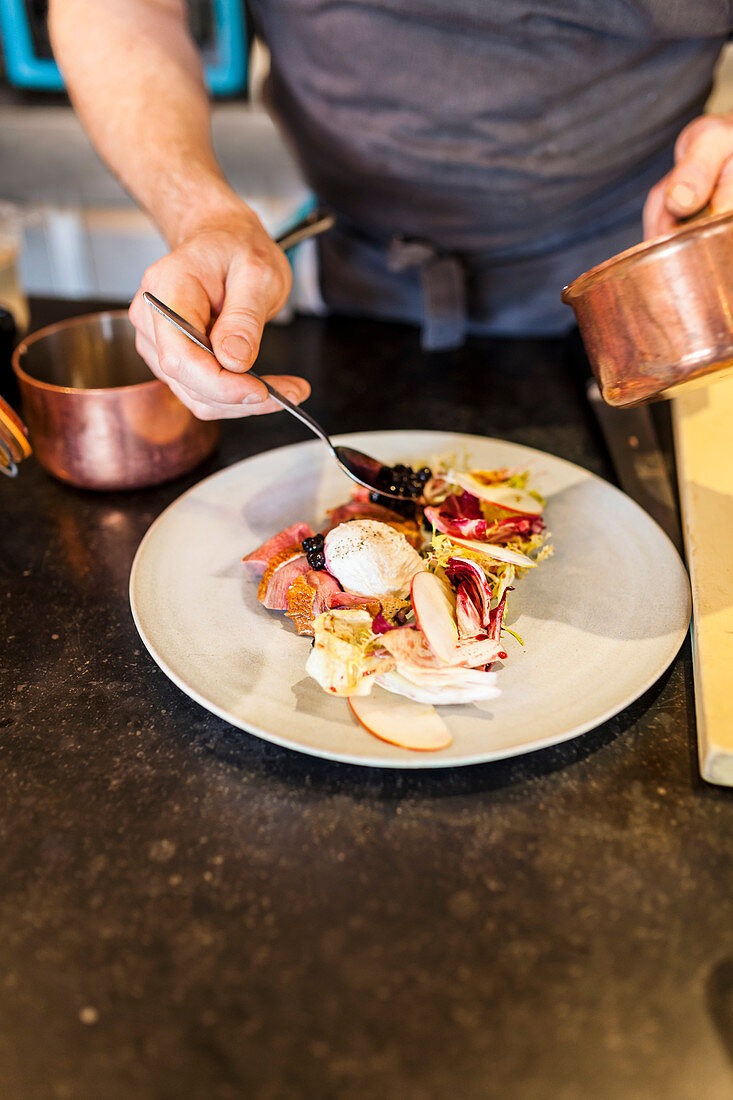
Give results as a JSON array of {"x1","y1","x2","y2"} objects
[{"x1": 276, "y1": 208, "x2": 335, "y2": 252}]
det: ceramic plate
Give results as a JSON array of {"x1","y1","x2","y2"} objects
[{"x1": 129, "y1": 430, "x2": 691, "y2": 768}]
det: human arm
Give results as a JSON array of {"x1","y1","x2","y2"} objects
[
  {"x1": 48, "y1": 0, "x2": 309, "y2": 418},
  {"x1": 643, "y1": 113, "x2": 733, "y2": 239}
]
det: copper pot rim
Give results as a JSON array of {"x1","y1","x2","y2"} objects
[
  {"x1": 11, "y1": 307, "x2": 163, "y2": 396},
  {"x1": 561, "y1": 209, "x2": 733, "y2": 301}
]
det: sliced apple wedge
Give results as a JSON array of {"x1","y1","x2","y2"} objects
[
  {"x1": 349, "y1": 692, "x2": 452, "y2": 751},
  {"x1": 411, "y1": 570, "x2": 458, "y2": 663},
  {"x1": 447, "y1": 534, "x2": 536, "y2": 569},
  {"x1": 451, "y1": 470, "x2": 543, "y2": 516}
]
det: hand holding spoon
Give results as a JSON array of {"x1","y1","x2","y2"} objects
[{"x1": 143, "y1": 292, "x2": 416, "y2": 501}]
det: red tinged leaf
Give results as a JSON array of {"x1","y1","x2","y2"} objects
[
  {"x1": 484, "y1": 514, "x2": 545, "y2": 542},
  {"x1": 446, "y1": 556, "x2": 493, "y2": 636},
  {"x1": 424, "y1": 491, "x2": 489, "y2": 541},
  {"x1": 371, "y1": 611, "x2": 396, "y2": 635}
]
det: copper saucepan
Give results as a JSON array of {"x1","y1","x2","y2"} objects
[
  {"x1": 562, "y1": 210, "x2": 733, "y2": 408},
  {"x1": 0, "y1": 310, "x2": 219, "y2": 489},
  {"x1": 0, "y1": 207, "x2": 336, "y2": 486}
]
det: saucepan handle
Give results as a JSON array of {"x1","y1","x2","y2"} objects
[
  {"x1": 0, "y1": 304, "x2": 31, "y2": 476},
  {"x1": 0, "y1": 392, "x2": 31, "y2": 477}
]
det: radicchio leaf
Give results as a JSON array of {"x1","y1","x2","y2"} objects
[
  {"x1": 484, "y1": 514, "x2": 545, "y2": 543},
  {"x1": 424, "y1": 491, "x2": 489, "y2": 540},
  {"x1": 445, "y1": 556, "x2": 493, "y2": 636},
  {"x1": 455, "y1": 588, "x2": 483, "y2": 638},
  {"x1": 487, "y1": 592, "x2": 508, "y2": 649},
  {"x1": 372, "y1": 610, "x2": 396, "y2": 635}
]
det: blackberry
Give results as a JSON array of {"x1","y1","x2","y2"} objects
[
  {"x1": 302, "y1": 533, "x2": 324, "y2": 553},
  {"x1": 367, "y1": 462, "x2": 433, "y2": 517},
  {"x1": 375, "y1": 465, "x2": 394, "y2": 490},
  {"x1": 302, "y1": 532, "x2": 326, "y2": 569},
  {"x1": 369, "y1": 488, "x2": 418, "y2": 519}
]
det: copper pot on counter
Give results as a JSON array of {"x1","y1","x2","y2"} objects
[
  {"x1": 562, "y1": 210, "x2": 733, "y2": 408},
  {"x1": 0, "y1": 310, "x2": 219, "y2": 489}
]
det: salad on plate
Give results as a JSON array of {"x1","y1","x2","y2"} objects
[{"x1": 243, "y1": 457, "x2": 552, "y2": 751}]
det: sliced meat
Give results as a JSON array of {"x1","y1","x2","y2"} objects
[
  {"x1": 286, "y1": 576, "x2": 316, "y2": 634},
  {"x1": 257, "y1": 545, "x2": 303, "y2": 602},
  {"x1": 308, "y1": 570, "x2": 343, "y2": 614},
  {"x1": 242, "y1": 521, "x2": 315, "y2": 577},
  {"x1": 286, "y1": 570, "x2": 343, "y2": 635},
  {"x1": 260, "y1": 552, "x2": 311, "y2": 610}
]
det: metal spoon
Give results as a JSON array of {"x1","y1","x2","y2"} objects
[
  {"x1": 143, "y1": 214, "x2": 412, "y2": 500},
  {"x1": 267, "y1": 206, "x2": 333, "y2": 252},
  {"x1": 144, "y1": 291, "x2": 412, "y2": 499}
]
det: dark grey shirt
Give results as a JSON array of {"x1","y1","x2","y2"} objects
[{"x1": 249, "y1": 1, "x2": 731, "y2": 340}]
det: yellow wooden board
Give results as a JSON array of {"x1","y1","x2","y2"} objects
[{"x1": 673, "y1": 377, "x2": 733, "y2": 785}]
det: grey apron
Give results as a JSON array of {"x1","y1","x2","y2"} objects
[{"x1": 248, "y1": 1, "x2": 731, "y2": 347}]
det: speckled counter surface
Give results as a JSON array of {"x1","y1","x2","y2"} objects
[{"x1": 2, "y1": 302, "x2": 733, "y2": 1100}]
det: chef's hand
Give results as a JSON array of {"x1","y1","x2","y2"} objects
[
  {"x1": 128, "y1": 206, "x2": 310, "y2": 419},
  {"x1": 643, "y1": 113, "x2": 733, "y2": 239}
]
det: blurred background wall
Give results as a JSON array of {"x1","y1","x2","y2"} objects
[
  {"x1": 0, "y1": 2, "x2": 311, "y2": 304},
  {"x1": 1, "y1": 2, "x2": 732, "y2": 306}
]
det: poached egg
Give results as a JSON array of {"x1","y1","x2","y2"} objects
[{"x1": 324, "y1": 520, "x2": 423, "y2": 599}]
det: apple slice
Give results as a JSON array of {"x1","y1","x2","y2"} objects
[
  {"x1": 349, "y1": 692, "x2": 452, "y2": 751},
  {"x1": 447, "y1": 534, "x2": 536, "y2": 569},
  {"x1": 452, "y1": 470, "x2": 543, "y2": 516},
  {"x1": 411, "y1": 570, "x2": 458, "y2": 663}
]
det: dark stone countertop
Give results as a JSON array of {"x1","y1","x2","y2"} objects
[{"x1": 2, "y1": 300, "x2": 733, "y2": 1100}]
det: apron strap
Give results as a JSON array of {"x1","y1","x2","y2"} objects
[{"x1": 387, "y1": 238, "x2": 467, "y2": 352}]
